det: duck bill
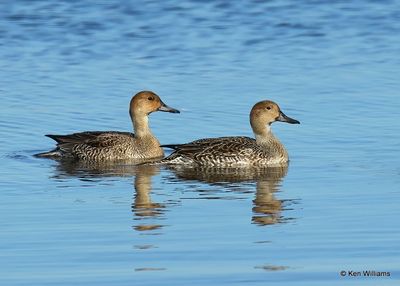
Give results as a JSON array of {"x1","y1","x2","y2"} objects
[
  {"x1": 277, "y1": 111, "x2": 300, "y2": 124},
  {"x1": 158, "y1": 101, "x2": 180, "y2": 113}
]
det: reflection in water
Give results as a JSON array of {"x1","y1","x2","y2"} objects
[
  {"x1": 134, "y1": 267, "x2": 166, "y2": 272},
  {"x1": 51, "y1": 158, "x2": 157, "y2": 178},
  {"x1": 45, "y1": 158, "x2": 295, "y2": 274},
  {"x1": 50, "y1": 159, "x2": 295, "y2": 230},
  {"x1": 254, "y1": 264, "x2": 288, "y2": 271},
  {"x1": 252, "y1": 168, "x2": 287, "y2": 226},
  {"x1": 164, "y1": 165, "x2": 293, "y2": 226},
  {"x1": 51, "y1": 159, "x2": 167, "y2": 233},
  {"x1": 132, "y1": 165, "x2": 166, "y2": 233}
]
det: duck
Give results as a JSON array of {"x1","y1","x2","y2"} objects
[
  {"x1": 35, "y1": 91, "x2": 179, "y2": 161},
  {"x1": 160, "y1": 100, "x2": 299, "y2": 167}
]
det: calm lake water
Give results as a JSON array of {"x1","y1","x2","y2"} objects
[{"x1": 1, "y1": 1, "x2": 400, "y2": 285}]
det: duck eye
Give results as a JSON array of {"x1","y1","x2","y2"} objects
[
  {"x1": 148, "y1": 96, "x2": 154, "y2": 101},
  {"x1": 266, "y1": 106, "x2": 271, "y2": 110}
]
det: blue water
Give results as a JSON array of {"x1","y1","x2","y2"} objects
[{"x1": 1, "y1": 1, "x2": 400, "y2": 285}]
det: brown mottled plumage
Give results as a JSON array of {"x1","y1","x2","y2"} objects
[
  {"x1": 35, "y1": 91, "x2": 179, "y2": 161},
  {"x1": 161, "y1": 100, "x2": 299, "y2": 167}
]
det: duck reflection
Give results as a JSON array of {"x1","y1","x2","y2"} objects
[
  {"x1": 48, "y1": 158, "x2": 293, "y2": 229},
  {"x1": 165, "y1": 164, "x2": 291, "y2": 226},
  {"x1": 50, "y1": 159, "x2": 167, "y2": 233},
  {"x1": 252, "y1": 169, "x2": 286, "y2": 226},
  {"x1": 51, "y1": 158, "x2": 156, "y2": 178},
  {"x1": 132, "y1": 165, "x2": 166, "y2": 232}
]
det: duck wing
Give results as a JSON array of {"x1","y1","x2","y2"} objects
[
  {"x1": 162, "y1": 136, "x2": 258, "y2": 162},
  {"x1": 46, "y1": 131, "x2": 134, "y2": 156}
]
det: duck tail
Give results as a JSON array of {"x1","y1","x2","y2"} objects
[
  {"x1": 160, "y1": 144, "x2": 181, "y2": 150},
  {"x1": 34, "y1": 148, "x2": 62, "y2": 158},
  {"x1": 45, "y1": 134, "x2": 68, "y2": 144}
]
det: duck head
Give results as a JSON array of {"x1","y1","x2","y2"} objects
[
  {"x1": 250, "y1": 100, "x2": 299, "y2": 136},
  {"x1": 130, "y1": 91, "x2": 180, "y2": 117}
]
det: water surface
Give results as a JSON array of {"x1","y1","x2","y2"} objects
[{"x1": 1, "y1": 1, "x2": 400, "y2": 285}]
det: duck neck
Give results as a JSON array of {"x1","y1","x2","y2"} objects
[
  {"x1": 253, "y1": 123, "x2": 288, "y2": 160},
  {"x1": 131, "y1": 112, "x2": 153, "y2": 138},
  {"x1": 251, "y1": 119, "x2": 275, "y2": 143},
  {"x1": 254, "y1": 124, "x2": 277, "y2": 144}
]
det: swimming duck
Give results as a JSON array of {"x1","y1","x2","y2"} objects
[
  {"x1": 35, "y1": 91, "x2": 179, "y2": 161},
  {"x1": 161, "y1": 100, "x2": 299, "y2": 167}
]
